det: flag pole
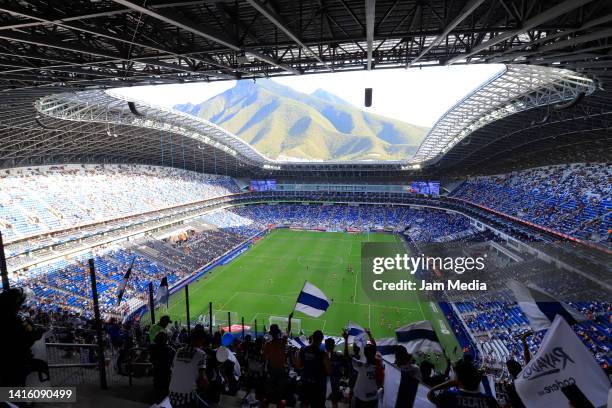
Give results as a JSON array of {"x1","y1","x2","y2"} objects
[
  {"x1": 117, "y1": 256, "x2": 136, "y2": 306},
  {"x1": 0, "y1": 231, "x2": 10, "y2": 290},
  {"x1": 185, "y1": 285, "x2": 191, "y2": 336},
  {"x1": 148, "y1": 282, "x2": 156, "y2": 325},
  {"x1": 208, "y1": 301, "x2": 213, "y2": 334},
  {"x1": 88, "y1": 259, "x2": 108, "y2": 390}
]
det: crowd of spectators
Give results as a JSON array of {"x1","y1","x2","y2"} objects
[
  {"x1": 8, "y1": 288, "x2": 607, "y2": 408},
  {"x1": 451, "y1": 163, "x2": 611, "y2": 245},
  {"x1": 224, "y1": 204, "x2": 472, "y2": 241},
  {"x1": 0, "y1": 288, "x2": 506, "y2": 408},
  {"x1": 19, "y1": 249, "x2": 180, "y2": 316},
  {"x1": 0, "y1": 164, "x2": 240, "y2": 241},
  {"x1": 7, "y1": 203, "x2": 474, "y2": 319},
  {"x1": 1, "y1": 162, "x2": 611, "y2": 405}
]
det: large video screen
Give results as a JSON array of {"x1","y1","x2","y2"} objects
[
  {"x1": 250, "y1": 179, "x2": 277, "y2": 191},
  {"x1": 410, "y1": 181, "x2": 440, "y2": 196}
]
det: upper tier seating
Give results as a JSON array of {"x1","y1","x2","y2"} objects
[
  {"x1": 451, "y1": 163, "x2": 611, "y2": 244},
  {"x1": 0, "y1": 164, "x2": 240, "y2": 241}
]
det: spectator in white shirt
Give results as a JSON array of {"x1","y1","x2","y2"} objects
[{"x1": 168, "y1": 328, "x2": 208, "y2": 408}]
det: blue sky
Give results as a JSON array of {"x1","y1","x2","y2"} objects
[{"x1": 115, "y1": 64, "x2": 504, "y2": 127}]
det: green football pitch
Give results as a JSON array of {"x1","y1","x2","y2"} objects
[{"x1": 153, "y1": 229, "x2": 461, "y2": 359}]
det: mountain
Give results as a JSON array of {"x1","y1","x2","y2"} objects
[{"x1": 174, "y1": 79, "x2": 429, "y2": 161}]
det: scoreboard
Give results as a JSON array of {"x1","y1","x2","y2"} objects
[
  {"x1": 250, "y1": 180, "x2": 276, "y2": 191},
  {"x1": 410, "y1": 181, "x2": 440, "y2": 196}
]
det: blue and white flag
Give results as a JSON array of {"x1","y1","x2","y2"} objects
[
  {"x1": 156, "y1": 276, "x2": 169, "y2": 308},
  {"x1": 347, "y1": 321, "x2": 368, "y2": 348},
  {"x1": 509, "y1": 280, "x2": 582, "y2": 331},
  {"x1": 288, "y1": 336, "x2": 309, "y2": 349},
  {"x1": 116, "y1": 257, "x2": 135, "y2": 305},
  {"x1": 294, "y1": 281, "x2": 330, "y2": 317},
  {"x1": 289, "y1": 335, "x2": 344, "y2": 349},
  {"x1": 396, "y1": 320, "x2": 443, "y2": 354},
  {"x1": 377, "y1": 337, "x2": 399, "y2": 359},
  {"x1": 382, "y1": 357, "x2": 435, "y2": 408},
  {"x1": 479, "y1": 375, "x2": 497, "y2": 400}
]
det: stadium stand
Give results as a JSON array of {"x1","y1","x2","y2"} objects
[
  {"x1": 451, "y1": 163, "x2": 611, "y2": 245},
  {"x1": 2, "y1": 0, "x2": 612, "y2": 404},
  {"x1": 6, "y1": 203, "x2": 473, "y2": 318},
  {"x1": 0, "y1": 166, "x2": 610, "y2": 407},
  {"x1": 0, "y1": 164, "x2": 240, "y2": 242}
]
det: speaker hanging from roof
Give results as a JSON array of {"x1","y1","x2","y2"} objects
[
  {"x1": 128, "y1": 101, "x2": 144, "y2": 116},
  {"x1": 365, "y1": 88, "x2": 373, "y2": 107},
  {"x1": 530, "y1": 113, "x2": 550, "y2": 126},
  {"x1": 35, "y1": 116, "x2": 60, "y2": 129},
  {"x1": 552, "y1": 92, "x2": 585, "y2": 111}
]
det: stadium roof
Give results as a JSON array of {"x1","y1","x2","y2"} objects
[
  {"x1": 0, "y1": 0, "x2": 611, "y2": 179},
  {"x1": 1, "y1": 0, "x2": 611, "y2": 86}
]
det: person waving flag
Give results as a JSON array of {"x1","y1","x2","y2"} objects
[{"x1": 294, "y1": 281, "x2": 331, "y2": 317}]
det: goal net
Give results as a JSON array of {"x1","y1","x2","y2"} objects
[
  {"x1": 269, "y1": 315, "x2": 302, "y2": 334},
  {"x1": 197, "y1": 313, "x2": 215, "y2": 329},
  {"x1": 197, "y1": 311, "x2": 242, "y2": 331}
]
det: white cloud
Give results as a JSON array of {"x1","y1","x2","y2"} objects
[{"x1": 113, "y1": 64, "x2": 504, "y2": 127}]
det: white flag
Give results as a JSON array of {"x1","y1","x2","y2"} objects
[
  {"x1": 294, "y1": 281, "x2": 330, "y2": 317},
  {"x1": 515, "y1": 315, "x2": 610, "y2": 408},
  {"x1": 509, "y1": 280, "x2": 582, "y2": 331},
  {"x1": 396, "y1": 320, "x2": 443, "y2": 354},
  {"x1": 381, "y1": 357, "x2": 435, "y2": 408},
  {"x1": 347, "y1": 321, "x2": 368, "y2": 347}
]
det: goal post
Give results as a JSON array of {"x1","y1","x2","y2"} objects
[{"x1": 269, "y1": 315, "x2": 302, "y2": 334}]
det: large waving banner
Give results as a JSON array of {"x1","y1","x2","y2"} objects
[
  {"x1": 381, "y1": 358, "x2": 435, "y2": 408},
  {"x1": 515, "y1": 315, "x2": 610, "y2": 408}
]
